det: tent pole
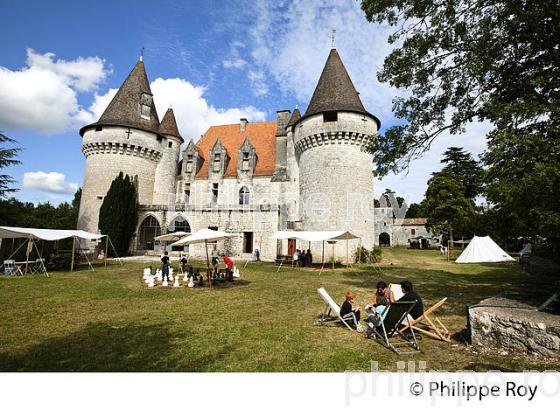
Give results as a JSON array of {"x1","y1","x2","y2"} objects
[
  {"x1": 104, "y1": 236, "x2": 109, "y2": 268},
  {"x1": 346, "y1": 239, "x2": 349, "y2": 267},
  {"x1": 31, "y1": 239, "x2": 49, "y2": 277},
  {"x1": 205, "y1": 239, "x2": 211, "y2": 289},
  {"x1": 79, "y1": 238, "x2": 94, "y2": 272},
  {"x1": 332, "y1": 242, "x2": 335, "y2": 270},
  {"x1": 322, "y1": 240, "x2": 324, "y2": 265},
  {"x1": 24, "y1": 237, "x2": 31, "y2": 274},
  {"x1": 71, "y1": 237, "x2": 76, "y2": 271}
]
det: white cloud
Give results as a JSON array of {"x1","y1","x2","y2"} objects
[
  {"x1": 223, "y1": 58, "x2": 247, "y2": 69},
  {"x1": 231, "y1": 0, "x2": 401, "y2": 120},
  {"x1": 0, "y1": 49, "x2": 110, "y2": 134},
  {"x1": 23, "y1": 171, "x2": 79, "y2": 194},
  {"x1": 88, "y1": 77, "x2": 267, "y2": 140}
]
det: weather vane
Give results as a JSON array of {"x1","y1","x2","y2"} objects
[
  {"x1": 140, "y1": 47, "x2": 145, "y2": 62},
  {"x1": 331, "y1": 29, "x2": 336, "y2": 48}
]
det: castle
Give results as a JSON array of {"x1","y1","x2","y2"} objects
[{"x1": 77, "y1": 48, "x2": 428, "y2": 261}]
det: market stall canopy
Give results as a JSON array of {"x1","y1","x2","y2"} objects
[
  {"x1": 271, "y1": 231, "x2": 360, "y2": 242},
  {"x1": 455, "y1": 236, "x2": 515, "y2": 263},
  {"x1": 170, "y1": 228, "x2": 237, "y2": 246},
  {"x1": 0, "y1": 226, "x2": 105, "y2": 241},
  {"x1": 154, "y1": 231, "x2": 190, "y2": 241}
]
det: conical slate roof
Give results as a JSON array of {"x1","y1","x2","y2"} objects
[
  {"x1": 303, "y1": 49, "x2": 380, "y2": 127},
  {"x1": 80, "y1": 60, "x2": 160, "y2": 135},
  {"x1": 159, "y1": 108, "x2": 183, "y2": 142},
  {"x1": 286, "y1": 107, "x2": 301, "y2": 128}
]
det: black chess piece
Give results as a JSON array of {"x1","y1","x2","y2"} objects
[{"x1": 198, "y1": 274, "x2": 204, "y2": 287}]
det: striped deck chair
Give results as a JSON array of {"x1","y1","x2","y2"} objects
[{"x1": 399, "y1": 298, "x2": 450, "y2": 342}]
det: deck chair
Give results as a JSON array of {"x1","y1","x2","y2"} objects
[
  {"x1": 399, "y1": 298, "x2": 450, "y2": 342},
  {"x1": 372, "y1": 301, "x2": 421, "y2": 355},
  {"x1": 317, "y1": 287, "x2": 358, "y2": 331}
]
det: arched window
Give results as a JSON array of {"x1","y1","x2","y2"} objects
[
  {"x1": 137, "y1": 215, "x2": 161, "y2": 251},
  {"x1": 239, "y1": 186, "x2": 250, "y2": 205},
  {"x1": 168, "y1": 216, "x2": 191, "y2": 234}
]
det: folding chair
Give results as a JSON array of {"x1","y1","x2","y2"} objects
[
  {"x1": 316, "y1": 287, "x2": 358, "y2": 331},
  {"x1": 3, "y1": 260, "x2": 22, "y2": 276},
  {"x1": 399, "y1": 298, "x2": 450, "y2": 342},
  {"x1": 30, "y1": 259, "x2": 47, "y2": 275},
  {"x1": 371, "y1": 301, "x2": 421, "y2": 355}
]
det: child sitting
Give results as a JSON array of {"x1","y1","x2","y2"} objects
[{"x1": 340, "y1": 291, "x2": 363, "y2": 332}]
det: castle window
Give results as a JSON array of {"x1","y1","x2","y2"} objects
[
  {"x1": 211, "y1": 183, "x2": 219, "y2": 204},
  {"x1": 213, "y1": 153, "x2": 221, "y2": 172},
  {"x1": 323, "y1": 111, "x2": 338, "y2": 122},
  {"x1": 95, "y1": 125, "x2": 103, "y2": 132},
  {"x1": 239, "y1": 186, "x2": 250, "y2": 205},
  {"x1": 168, "y1": 141, "x2": 173, "y2": 148},
  {"x1": 242, "y1": 152, "x2": 250, "y2": 171},
  {"x1": 140, "y1": 93, "x2": 152, "y2": 120},
  {"x1": 97, "y1": 195, "x2": 103, "y2": 200},
  {"x1": 411, "y1": 228, "x2": 416, "y2": 236},
  {"x1": 186, "y1": 155, "x2": 194, "y2": 172},
  {"x1": 157, "y1": 136, "x2": 163, "y2": 143},
  {"x1": 184, "y1": 183, "x2": 191, "y2": 203},
  {"x1": 243, "y1": 232, "x2": 254, "y2": 253}
]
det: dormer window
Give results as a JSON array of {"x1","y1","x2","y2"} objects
[
  {"x1": 323, "y1": 111, "x2": 338, "y2": 122},
  {"x1": 213, "y1": 153, "x2": 221, "y2": 172},
  {"x1": 242, "y1": 152, "x2": 250, "y2": 171},
  {"x1": 140, "y1": 93, "x2": 152, "y2": 120},
  {"x1": 186, "y1": 154, "x2": 194, "y2": 172}
]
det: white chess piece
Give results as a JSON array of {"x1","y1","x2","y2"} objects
[
  {"x1": 188, "y1": 275, "x2": 195, "y2": 288},
  {"x1": 183, "y1": 271, "x2": 188, "y2": 283},
  {"x1": 147, "y1": 276, "x2": 155, "y2": 288},
  {"x1": 162, "y1": 278, "x2": 169, "y2": 287},
  {"x1": 173, "y1": 276, "x2": 180, "y2": 288}
]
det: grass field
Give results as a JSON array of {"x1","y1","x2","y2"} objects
[{"x1": 1, "y1": 248, "x2": 559, "y2": 372}]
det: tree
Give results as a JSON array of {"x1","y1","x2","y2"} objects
[
  {"x1": 360, "y1": 0, "x2": 560, "y2": 176},
  {"x1": 422, "y1": 172, "x2": 476, "y2": 245},
  {"x1": 440, "y1": 147, "x2": 483, "y2": 199},
  {"x1": 98, "y1": 173, "x2": 138, "y2": 256},
  {"x1": 406, "y1": 202, "x2": 424, "y2": 218},
  {"x1": 0, "y1": 132, "x2": 20, "y2": 198}
]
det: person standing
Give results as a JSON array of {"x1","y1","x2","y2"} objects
[
  {"x1": 222, "y1": 254, "x2": 234, "y2": 282},
  {"x1": 211, "y1": 245, "x2": 219, "y2": 274},
  {"x1": 161, "y1": 251, "x2": 170, "y2": 281},
  {"x1": 292, "y1": 249, "x2": 299, "y2": 267},
  {"x1": 180, "y1": 253, "x2": 188, "y2": 273}
]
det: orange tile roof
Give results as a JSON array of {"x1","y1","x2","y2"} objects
[{"x1": 195, "y1": 120, "x2": 277, "y2": 178}]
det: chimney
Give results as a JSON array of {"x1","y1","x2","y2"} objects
[{"x1": 240, "y1": 118, "x2": 248, "y2": 132}]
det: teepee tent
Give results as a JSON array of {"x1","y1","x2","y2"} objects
[{"x1": 455, "y1": 236, "x2": 515, "y2": 263}]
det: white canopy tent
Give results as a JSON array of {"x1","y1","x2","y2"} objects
[
  {"x1": 154, "y1": 231, "x2": 190, "y2": 242},
  {"x1": 271, "y1": 230, "x2": 361, "y2": 271},
  {"x1": 170, "y1": 228, "x2": 238, "y2": 288},
  {"x1": 455, "y1": 235, "x2": 515, "y2": 263},
  {"x1": 0, "y1": 226, "x2": 109, "y2": 275}
]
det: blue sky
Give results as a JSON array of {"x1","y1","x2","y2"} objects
[{"x1": 0, "y1": 0, "x2": 490, "y2": 206}]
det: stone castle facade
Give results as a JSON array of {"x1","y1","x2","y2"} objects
[{"x1": 77, "y1": 48, "x2": 427, "y2": 261}]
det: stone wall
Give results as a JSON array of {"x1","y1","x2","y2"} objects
[
  {"x1": 294, "y1": 112, "x2": 377, "y2": 260},
  {"x1": 78, "y1": 126, "x2": 161, "y2": 236},
  {"x1": 469, "y1": 297, "x2": 560, "y2": 357},
  {"x1": 152, "y1": 134, "x2": 181, "y2": 205}
]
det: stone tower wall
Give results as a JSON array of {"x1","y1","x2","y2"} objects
[
  {"x1": 294, "y1": 112, "x2": 377, "y2": 261},
  {"x1": 152, "y1": 135, "x2": 181, "y2": 206},
  {"x1": 77, "y1": 126, "x2": 161, "y2": 234}
]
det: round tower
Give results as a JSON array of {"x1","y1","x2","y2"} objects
[
  {"x1": 77, "y1": 59, "x2": 162, "y2": 235},
  {"x1": 294, "y1": 48, "x2": 380, "y2": 260},
  {"x1": 152, "y1": 108, "x2": 183, "y2": 206}
]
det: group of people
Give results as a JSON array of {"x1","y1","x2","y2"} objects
[
  {"x1": 292, "y1": 249, "x2": 313, "y2": 267},
  {"x1": 340, "y1": 280, "x2": 424, "y2": 338},
  {"x1": 160, "y1": 247, "x2": 234, "y2": 282}
]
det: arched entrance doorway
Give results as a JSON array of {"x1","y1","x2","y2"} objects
[
  {"x1": 168, "y1": 216, "x2": 191, "y2": 252},
  {"x1": 379, "y1": 232, "x2": 391, "y2": 247},
  {"x1": 138, "y1": 215, "x2": 161, "y2": 251}
]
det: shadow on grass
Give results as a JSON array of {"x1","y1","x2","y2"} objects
[
  {"x1": 0, "y1": 322, "x2": 230, "y2": 372},
  {"x1": 338, "y1": 264, "x2": 522, "y2": 316}
]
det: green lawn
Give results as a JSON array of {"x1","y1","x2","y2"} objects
[{"x1": 1, "y1": 248, "x2": 559, "y2": 371}]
